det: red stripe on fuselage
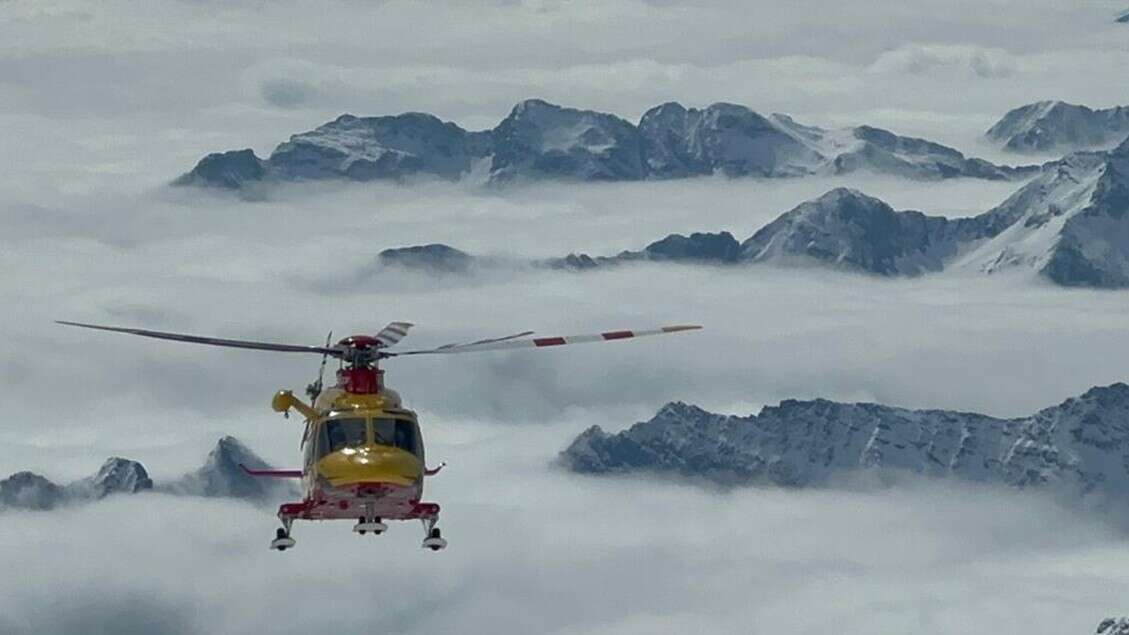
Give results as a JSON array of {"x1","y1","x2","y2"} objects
[
  {"x1": 533, "y1": 337, "x2": 567, "y2": 347},
  {"x1": 601, "y1": 330, "x2": 634, "y2": 340}
]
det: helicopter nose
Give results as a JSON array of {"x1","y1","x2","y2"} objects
[{"x1": 318, "y1": 445, "x2": 421, "y2": 487}]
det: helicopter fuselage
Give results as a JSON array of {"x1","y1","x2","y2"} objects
[{"x1": 265, "y1": 383, "x2": 441, "y2": 530}]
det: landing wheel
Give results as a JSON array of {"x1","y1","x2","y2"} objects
[
  {"x1": 270, "y1": 527, "x2": 296, "y2": 552},
  {"x1": 422, "y1": 527, "x2": 447, "y2": 551},
  {"x1": 353, "y1": 517, "x2": 388, "y2": 536}
]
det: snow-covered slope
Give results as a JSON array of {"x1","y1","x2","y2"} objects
[
  {"x1": 739, "y1": 188, "x2": 971, "y2": 275},
  {"x1": 64, "y1": 457, "x2": 152, "y2": 500},
  {"x1": 987, "y1": 101, "x2": 1129, "y2": 153},
  {"x1": 489, "y1": 99, "x2": 645, "y2": 183},
  {"x1": 177, "y1": 99, "x2": 1032, "y2": 188},
  {"x1": 953, "y1": 138, "x2": 1129, "y2": 286},
  {"x1": 561, "y1": 383, "x2": 1129, "y2": 496},
  {"x1": 638, "y1": 102, "x2": 823, "y2": 178}
]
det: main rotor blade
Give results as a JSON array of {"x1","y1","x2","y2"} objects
[
  {"x1": 56, "y1": 321, "x2": 342, "y2": 355},
  {"x1": 387, "y1": 325, "x2": 701, "y2": 356},
  {"x1": 433, "y1": 330, "x2": 535, "y2": 350},
  {"x1": 373, "y1": 321, "x2": 414, "y2": 347}
]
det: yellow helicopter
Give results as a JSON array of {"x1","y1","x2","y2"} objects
[{"x1": 57, "y1": 320, "x2": 701, "y2": 551}]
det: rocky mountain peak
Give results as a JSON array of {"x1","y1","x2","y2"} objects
[
  {"x1": 66, "y1": 457, "x2": 153, "y2": 500},
  {"x1": 0, "y1": 471, "x2": 64, "y2": 510},
  {"x1": 377, "y1": 243, "x2": 474, "y2": 273},
  {"x1": 165, "y1": 436, "x2": 296, "y2": 502}
]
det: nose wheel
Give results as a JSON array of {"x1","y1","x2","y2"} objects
[{"x1": 353, "y1": 517, "x2": 387, "y2": 535}]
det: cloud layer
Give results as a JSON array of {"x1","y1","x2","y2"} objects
[{"x1": 4, "y1": 1, "x2": 1129, "y2": 633}]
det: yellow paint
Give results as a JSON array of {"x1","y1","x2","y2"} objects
[{"x1": 277, "y1": 389, "x2": 426, "y2": 491}]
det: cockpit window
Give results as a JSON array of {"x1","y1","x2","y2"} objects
[
  {"x1": 320, "y1": 417, "x2": 368, "y2": 455},
  {"x1": 373, "y1": 418, "x2": 419, "y2": 456}
]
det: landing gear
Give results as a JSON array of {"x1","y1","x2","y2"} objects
[
  {"x1": 353, "y1": 517, "x2": 387, "y2": 535},
  {"x1": 270, "y1": 526, "x2": 296, "y2": 551},
  {"x1": 271, "y1": 516, "x2": 295, "y2": 551},
  {"x1": 421, "y1": 518, "x2": 447, "y2": 551}
]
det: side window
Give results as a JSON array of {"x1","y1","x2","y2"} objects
[{"x1": 318, "y1": 417, "x2": 368, "y2": 457}]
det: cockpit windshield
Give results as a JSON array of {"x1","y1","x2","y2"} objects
[
  {"x1": 374, "y1": 418, "x2": 419, "y2": 457},
  {"x1": 320, "y1": 417, "x2": 367, "y2": 455}
]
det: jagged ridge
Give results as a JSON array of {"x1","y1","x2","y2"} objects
[
  {"x1": 0, "y1": 437, "x2": 293, "y2": 511},
  {"x1": 560, "y1": 383, "x2": 1129, "y2": 495},
  {"x1": 987, "y1": 100, "x2": 1129, "y2": 153},
  {"x1": 177, "y1": 99, "x2": 1034, "y2": 188}
]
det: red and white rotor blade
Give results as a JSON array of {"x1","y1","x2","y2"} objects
[
  {"x1": 374, "y1": 321, "x2": 413, "y2": 347},
  {"x1": 390, "y1": 325, "x2": 701, "y2": 356}
]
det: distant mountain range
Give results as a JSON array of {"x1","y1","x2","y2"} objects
[
  {"x1": 560, "y1": 383, "x2": 1129, "y2": 498},
  {"x1": 0, "y1": 437, "x2": 295, "y2": 511},
  {"x1": 176, "y1": 99, "x2": 1036, "y2": 189},
  {"x1": 373, "y1": 136, "x2": 1129, "y2": 288},
  {"x1": 987, "y1": 101, "x2": 1129, "y2": 153}
]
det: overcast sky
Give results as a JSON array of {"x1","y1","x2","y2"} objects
[{"x1": 3, "y1": 2, "x2": 1129, "y2": 634}]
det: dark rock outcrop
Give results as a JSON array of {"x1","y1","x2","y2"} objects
[{"x1": 561, "y1": 383, "x2": 1129, "y2": 495}]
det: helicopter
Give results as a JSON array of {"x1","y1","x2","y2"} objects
[{"x1": 57, "y1": 320, "x2": 701, "y2": 552}]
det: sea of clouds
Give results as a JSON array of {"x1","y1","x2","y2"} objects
[{"x1": 3, "y1": 1, "x2": 1129, "y2": 633}]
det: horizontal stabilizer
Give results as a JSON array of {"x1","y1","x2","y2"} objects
[{"x1": 239, "y1": 464, "x2": 303, "y2": 478}]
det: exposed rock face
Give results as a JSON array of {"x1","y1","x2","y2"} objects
[
  {"x1": 561, "y1": 383, "x2": 1129, "y2": 495},
  {"x1": 838, "y1": 126, "x2": 1030, "y2": 180},
  {"x1": 65, "y1": 458, "x2": 152, "y2": 500},
  {"x1": 543, "y1": 231, "x2": 742, "y2": 270},
  {"x1": 488, "y1": 99, "x2": 646, "y2": 183},
  {"x1": 267, "y1": 113, "x2": 487, "y2": 182},
  {"x1": 638, "y1": 102, "x2": 821, "y2": 178},
  {"x1": 643, "y1": 231, "x2": 742, "y2": 263},
  {"x1": 987, "y1": 101, "x2": 1129, "y2": 153},
  {"x1": 740, "y1": 188, "x2": 965, "y2": 275},
  {"x1": 177, "y1": 99, "x2": 1031, "y2": 188},
  {"x1": 172, "y1": 149, "x2": 268, "y2": 189},
  {"x1": 377, "y1": 244, "x2": 475, "y2": 273},
  {"x1": 1098, "y1": 618, "x2": 1129, "y2": 635},
  {"x1": 165, "y1": 436, "x2": 296, "y2": 502},
  {"x1": 0, "y1": 472, "x2": 65, "y2": 510}
]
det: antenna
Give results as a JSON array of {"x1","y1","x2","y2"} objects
[{"x1": 305, "y1": 331, "x2": 333, "y2": 402}]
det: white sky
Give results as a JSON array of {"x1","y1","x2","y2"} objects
[{"x1": 2, "y1": 2, "x2": 1129, "y2": 633}]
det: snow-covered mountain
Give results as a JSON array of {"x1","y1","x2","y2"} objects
[
  {"x1": 561, "y1": 383, "x2": 1129, "y2": 496},
  {"x1": 176, "y1": 99, "x2": 1033, "y2": 188},
  {"x1": 740, "y1": 188, "x2": 973, "y2": 275},
  {"x1": 489, "y1": 99, "x2": 645, "y2": 183},
  {"x1": 953, "y1": 137, "x2": 1129, "y2": 286},
  {"x1": 375, "y1": 141, "x2": 1128, "y2": 286},
  {"x1": 987, "y1": 101, "x2": 1129, "y2": 153},
  {"x1": 0, "y1": 437, "x2": 292, "y2": 511},
  {"x1": 64, "y1": 457, "x2": 152, "y2": 500}
]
